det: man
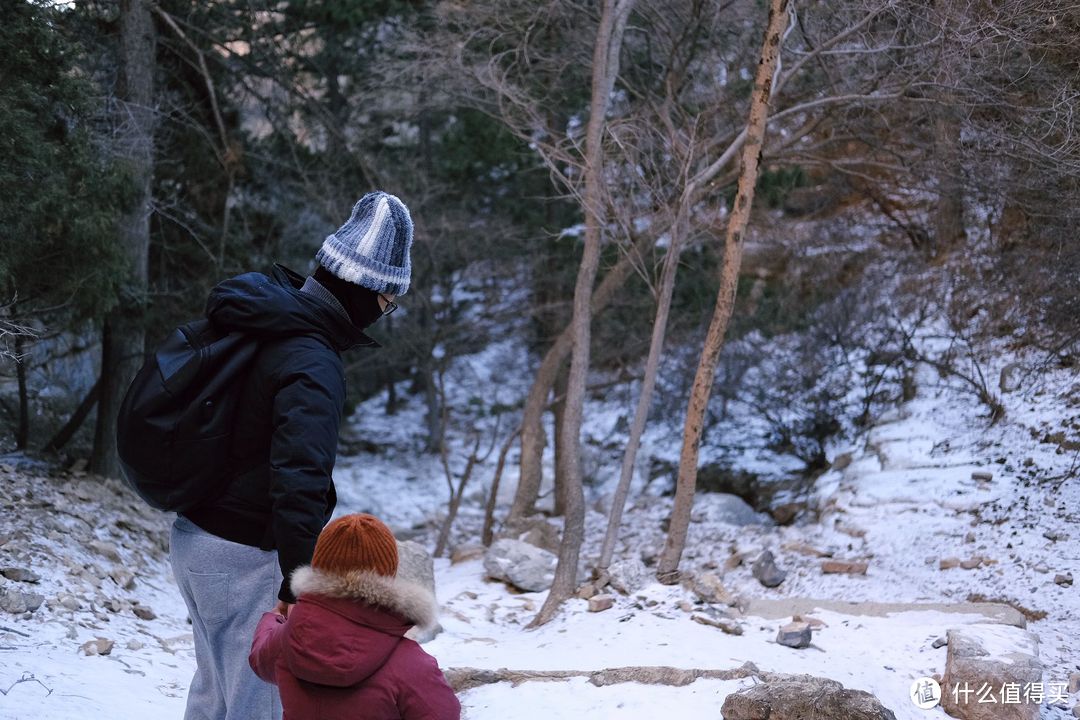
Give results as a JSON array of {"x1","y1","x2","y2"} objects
[{"x1": 168, "y1": 191, "x2": 413, "y2": 720}]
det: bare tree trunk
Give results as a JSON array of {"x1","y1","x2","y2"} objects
[
  {"x1": 509, "y1": 229, "x2": 654, "y2": 523},
  {"x1": 14, "y1": 333, "x2": 29, "y2": 451},
  {"x1": 531, "y1": 0, "x2": 635, "y2": 628},
  {"x1": 657, "y1": 0, "x2": 790, "y2": 584},
  {"x1": 482, "y1": 427, "x2": 520, "y2": 546},
  {"x1": 932, "y1": 103, "x2": 965, "y2": 258},
  {"x1": 43, "y1": 378, "x2": 101, "y2": 454},
  {"x1": 434, "y1": 435, "x2": 483, "y2": 558},
  {"x1": 91, "y1": 0, "x2": 154, "y2": 478},
  {"x1": 598, "y1": 206, "x2": 690, "y2": 570},
  {"x1": 552, "y1": 363, "x2": 570, "y2": 516}
]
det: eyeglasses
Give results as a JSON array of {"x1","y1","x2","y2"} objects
[{"x1": 378, "y1": 294, "x2": 398, "y2": 316}]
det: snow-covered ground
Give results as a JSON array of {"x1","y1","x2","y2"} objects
[{"x1": 0, "y1": 335, "x2": 1077, "y2": 719}]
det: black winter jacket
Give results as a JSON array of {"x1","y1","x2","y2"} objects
[{"x1": 183, "y1": 264, "x2": 376, "y2": 603}]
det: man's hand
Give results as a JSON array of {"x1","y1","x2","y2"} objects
[{"x1": 273, "y1": 600, "x2": 294, "y2": 617}]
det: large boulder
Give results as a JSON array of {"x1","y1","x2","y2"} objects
[
  {"x1": 483, "y1": 539, "x2": 557, "y2": 592},
  {"x1": 497, "y1": 516, "x2": 562, "y2": 554},
  {"x1": 607, "y1": 556, "x2": 649, "y2": 595},
  {"x1": 397, "y1": 540, "x2": 442, "y2": 644},
  {"x1": 722, "y1": 674, "x2": 896, "y2": 720},
  {"x1": 940, "y1": 624, "x2": 1043, "y2": 720}
]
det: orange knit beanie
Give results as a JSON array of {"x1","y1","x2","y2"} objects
[{"x1": 311, "y1": 513, "x2": 398, "y2": 577}]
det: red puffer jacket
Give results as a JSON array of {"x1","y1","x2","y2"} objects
[{"x1": 250, "y1": 566, "x2": 460, "y2": 720}]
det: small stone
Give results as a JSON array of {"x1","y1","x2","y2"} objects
[
  {"x1": 58, "y1": 594, "x2": 82, "y2": 611},
  {"x1": 1072, "y1": 702, "x2": 1080, "y2": 719},
  {"x1": 89, "y1": 541, "x2": 122, "y2": 563},
  {"x1": 821, "y1": 559, "x2": 868, "y2": 575},
  {"x1": 689, "y1": 571, "x2": 738, "y2": 606},
  {"x1": 692, "y1": 612, "x2": 743, "y2": 635},
  {"x1": 964, "y1": 531, "x2": 976, "y2": 543},
  {"x1": 792, "y1": 614, "x2": 827, "y2": 628},
  {"x1": 971, "y1": 471, "x2": 993, "y2": 481},
  {"x1": 831, "y1": 453, "x2": 853, "y2": 470},
  {"x1": 449, "y1": 544, "x2": 485, "y2": 565},
  {"x1": 132, "y1": 605, "x2": 156, "y2": 621},
  {"x1": 1068, "y1": 672, "x2": 1080, "y2": 694},
  {"x1": 751, "y1": 551, "x2": 787, "y2": 588},
  {"x1": 1056, "y1": 573, "x2": 1073, "y2": 587},
  {"x1": 1033, "y1": 562, "x2": 1050, "y2": 573},
  {"x1": 109, "y1": 568, "x2": 136, "y2": 590},
  {"x1": 960, "y1": 557, "x2": 982, "y2": 570},
  {"x1": 126, "y1": 639, "x2": 145, "y2": 651},
  {"x1": 932, "y1": 636, "x2": 948, "y2": 649},
  {"x1": 1044, "y1": 530, "x2": 1069, "y2": 542},
  {"x1": 607, "y1": 557, "x2": 649, "y2": 595},
  {"x1": 781, "y1": 542, "x2": 832, "y2": 558},
  {"x1": 770, "y1": 502, "x2": 803, "y2": 526},
  {"x1": 588, "y1": 594, "x2": 614, "y2": 612},
  {"x1": 80, "y1": 637, "x2": 114, "y2": 656},
  {"x1": 0, "y1": 567, "x2": 40, "y2": 584},
  {"x1": 0, "y1": 589, "x2": 44, "y2": 614},
  {"x1": 940, "y1": 557, "x2": 961, "y2": 570},
  {"x1": 575, "y1": 583, "x2": 598, "y2": 600},
  {"x1": 103, "y1": 599, "x2": 124, "y2": 613},
  {"x1": 676, "y1": 600, "x2": 694, "y2": 613},
  {"x1": 777, "y1": 621, "x2": 812, "y2": 648}
]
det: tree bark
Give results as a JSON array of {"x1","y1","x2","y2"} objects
[
  {"x1": 14, "y1": 333, "x2": 29, "y2": 451},
  {"x1": 551, "y1": 362, "x2": 570, "y2": 516},
  {"x1": 91, "y1": 0, "x2": 155, "y2": 479},
  {"x1": 656, "y1": 0, "x2": 790, "y2": 584},
  {"x1": 482, "y1": 427, "x2": 520, "y2": 546},
  {"x1": 531, "y1": 0, "x2": 635, "y2": 628},
  {"x1": 43, "y1": 378, "x2": 101, "y2": 454}
]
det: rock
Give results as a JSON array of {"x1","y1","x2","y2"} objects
[
  {"x1": 109, "y1": 568, "x2": 136, "y2": 590},
  {"x1": 58, "y1": 594, "x2": 81, "y2": 611},
  {"x1": 770, "y1": 502, "x2": 803, "y2": 526},
  {"x1": 607, "y1": 557, "x2": 649, "y2": 595},
  {"x1": 722, "y1": 674, "x2": 896, "y2": 720},
  {"x1": 133, "y1": 605, "x2": 156, "y2": 621},
  {"x1": 88, "y1": 541, "x2": 122, "y2": 563},
  {"x1": 964, "y1": 531, "x2": 976, "y2": 543},
  {"x1": 1069, "y1": 672, "x2": 1080, "y2": 694},
  {"x1": 103, "y1": 598, "x2": 124, "y2": 613},
  {"x1": 831, "y1": 453, "x2": 854, "y2": 471},
  {"x1": 792, "y1": 614, "x2": 827, "y2": 629},
  {"x1": 971, "y1": 471, "x2": 994, "y2": 482},
  {"x1": 449, "y1": 544, "x2": 485, "y2": 565},
  {"x1": 941, "y1": 624, "x2": 1042, "y2": 720},
  {"x1": 676, "y1": 600, "x2": 694, "y2": 613},
  {"x1": 0, "y1": 567, "x2": 40, "y2": 584},
  {"x1": 80, "y1": 637, "x2": 115, "y2": 656},
  {"x1": 483, "y1": 539, "x2": 557, "y2": 592},
  {"x1": 999, "y1": 363, "x2": 1022, "y2": 393},
  {"x1": 0, "y1": 588, "x2": 44, "y2": 614},
  {"x1": 1055, "y1": 573, "x2": 1073, "y2": 587},
  {"x1": 940, "y1": 557, "x2": 961, "y2": 570},
  {"x1": 932, "y1": 636, "x2": 948, "y2": 649},
  {"x1": 751, "y1": 551, "x2": 786, "y2": 588},
  {"x1": 1042, "y1": 529, "x2": 1068, "y2": 542},
  {"x1": 777, "y1": 621, "x2": 812, "y2": 649},
  {"x1": 821, "y1": 559, "x2": 869, "y2": 575},
  {"x1": 126, "y1": 640, "x2": 146, "y2": 651},
  {"x1": 588, "y1": 594, "x2": 614, "y2": 612},
  {"x1": 692, "y1": 610, "x2": 742, "y2": 635},
  {"x1": 499, "y1": 517, "x2": 562, "y2": 554},
  {"x1": 960, "y1": 558, "x2": 982, "y2": 570},
  {"x1": 781, "y1": 541, "x2": 832, "y2": 558},
  {"x1": 576, "y1": 583, "x2": 598, "y2": 600},
  {"x1": 1072, "y1": 703, "x2": 1080, "y2": 719},
  {"x1": 689, "y1": 571, "x2": 738, "y2": 606},
  {"x1": 1033, "y1": 562, "x2": 1049, "y2": 574},
  {"x1": 706, "y1": 494, "x2": 772, "y2": 526},
  {"x1": 397, "y1": 540, "x2": 441, "y2": 644}
]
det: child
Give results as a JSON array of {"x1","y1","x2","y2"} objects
[{"x1": 250, "y1": 513, "x2": 461, "y2": 719}]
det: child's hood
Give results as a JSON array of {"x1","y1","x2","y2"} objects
[{"x1": 282, "y1": 566, "x2": 439, "y2": 687}]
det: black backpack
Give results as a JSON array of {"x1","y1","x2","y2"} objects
[{"x1": 117, "y1": 318, "x2": 260, "y2": 511}]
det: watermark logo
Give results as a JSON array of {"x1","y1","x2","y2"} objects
[{"x1": 910, "y1": 677, "x2": 942, "y2": 709}]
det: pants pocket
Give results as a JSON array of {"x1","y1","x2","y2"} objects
[{"x1": 186, "y1": 571, "x2": 230, "y2": 626}]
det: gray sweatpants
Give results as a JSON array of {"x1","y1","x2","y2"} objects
[{"x1": 170, "y1": 515, "x2": 283, "y2": 720}]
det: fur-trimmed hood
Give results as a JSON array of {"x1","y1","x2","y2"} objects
[
  {"x1": 290, "y1": 566, "x2": 438, "y2": 630},
  {"x1": 273, "y1": 566, "x2": 440, "y2": 688}
]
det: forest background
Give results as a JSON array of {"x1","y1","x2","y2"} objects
[{"x1": 1, "y1": 0, "x2": 1078, "y2": 624}]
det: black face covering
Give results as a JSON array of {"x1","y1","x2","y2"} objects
[{"x1": 313, "y1": 265, "x2": 384, "y2": 330}]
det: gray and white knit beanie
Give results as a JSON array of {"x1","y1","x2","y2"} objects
[{"x1": 316, "y1": 191, "x2": 414, "y2": 296}]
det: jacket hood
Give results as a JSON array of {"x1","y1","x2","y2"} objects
[
  {"x1": 205, "y1": 264, "x2": 378, "y2": 352},
  {"x1": 280, "y1": 567, "x2": 439, "y2": 687}
]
